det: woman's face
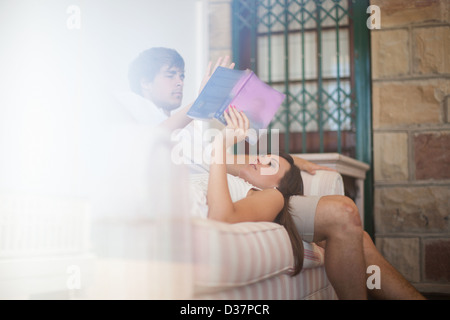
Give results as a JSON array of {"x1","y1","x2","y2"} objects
[{"x1": 238, "y1": 154, "x2": 291, "y2": 189}]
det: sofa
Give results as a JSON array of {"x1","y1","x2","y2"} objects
[{"x1": 190, "y1": 169, "x2": 342, "y2": 300}]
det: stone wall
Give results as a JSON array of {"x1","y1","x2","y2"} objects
[
  {"x1": 207, "y1": 0, "x2": 233, "y2": 64},
  {"x1": 206, "y1": 0, "x2": 450, "y2": 294},
  {"x1": 371, "y1": 0, "x2": 450, "y2": 293}
]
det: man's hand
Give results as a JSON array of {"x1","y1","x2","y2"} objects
[
  {"x1": 199, "y1": 56, "x2": 235, "y2": 94},
  {"x1": 293, "y1": 156, "x2": 336, "y2": 175}
]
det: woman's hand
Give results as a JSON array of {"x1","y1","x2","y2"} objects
[
  {"x1": 211, "y1": 106, "x2": 249, "y2": 165},
  {"x1": 222, "y1": 105, "x2": 249, "y2": 148}
]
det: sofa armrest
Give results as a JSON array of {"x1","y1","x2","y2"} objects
[{"x1": 301, "y1": 170, "x2": 344, "y2": 197}]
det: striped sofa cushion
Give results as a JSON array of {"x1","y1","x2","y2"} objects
[
  {"x1": 196, "y1": 267, "x2": 337, "y2": 300},
  {"x1": 192, "y1": 218, "x2": 325, "y2": 293}
]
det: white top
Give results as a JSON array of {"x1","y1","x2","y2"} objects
[{"x1": 188, "y1": 173, "x2": 260, "y2": 218}]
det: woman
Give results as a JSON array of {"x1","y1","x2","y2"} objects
[
  {"x1": 188, "y1": 106, "x2": 426, "y2": 299},
  {"x1": 189, "y1": 106, "x2": 305, "y2": 275}
]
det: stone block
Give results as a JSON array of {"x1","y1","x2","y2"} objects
[
  {"x1": 446, "y1": 95, "x2": 450, "y2": 123},
  {"x1": 424, "y1": 239, "x2": 450, "y2": 282},
  {"x1": 209, "y1": 49, "x2": 233, "y2": 66},
  {"x1": 209, "y1": 2, "x2": 232, "y2": 49},
  {"x1": 371, "y1": 29, "x2": 409, "y2": 79},
  {"x1": 373, "y1": 132, "x2": 409, "y2": 181},
  {"x1": 413, "y1": 26, "x2": 450, "y2": 75},
  {"x1": 372, "y1": 80, "x2": 447, "y2": 129},
  {"x1": 374, "y1": 186, "x2": 450, "y2": 233},
  {"x1": 414, "y1": 131, "x2": 450, "y2": 180},
  {"x1": 370, "y1": 0, "x2": 448, "y2": 27},
  {"x1": 376, "y1": 237, "x2": 421, "y2": 282}
]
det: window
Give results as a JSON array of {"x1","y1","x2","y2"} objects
[
  {"x1": 232, "y1": 0, "x2": 370, "y2": 158},
  {"x1": 232, "y1": 0, "x2": 374, "y2": 235}
]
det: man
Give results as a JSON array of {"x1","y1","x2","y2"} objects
[
  {"x1": 127, "y1": 47, "x2": 185, "y2": 120},
  {"x1": 122, "y1": 47, "x2": 234, "y2": 132}
]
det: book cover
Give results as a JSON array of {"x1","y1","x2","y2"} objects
[{"x1": 187, "y1": 67, "x2": 285, "y2": 132}]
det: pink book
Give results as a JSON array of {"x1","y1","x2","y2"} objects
[{"x1": 187, "y1": 67, "x2": 285, "y2": 132}]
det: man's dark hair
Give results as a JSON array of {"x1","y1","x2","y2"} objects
[{"x1": 128, "y1": 47, "x2": 185, "y2": 95}]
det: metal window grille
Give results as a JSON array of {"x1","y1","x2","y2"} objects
[{"x1": 232, "y1": 0, "x2": 367, "y2": 157}]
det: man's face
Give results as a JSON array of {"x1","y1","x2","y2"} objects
[{"x1": 143, "y1": 64, "x2": 184, "y2": 114}]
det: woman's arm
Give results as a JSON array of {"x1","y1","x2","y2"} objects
[
  {"x1": 211, "y1": 188, "x2": 284, "y2": 223},
  {"x1": 207, "y1": 106, "x2": 245, "y2": 221},
  {"x1": 207, "y1": 107, "x2": 283, "y2": 223},
  {"x1": 206, "y1": 121, "x2": 234, "y2": 221}
]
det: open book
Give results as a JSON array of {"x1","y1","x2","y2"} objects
[{"x1": 187, "y1": 67, "x2": 285, "y2": 132}]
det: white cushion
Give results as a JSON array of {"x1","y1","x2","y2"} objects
[{"x1": 301, "y1": 170, "x2": 344, "y2": 196}]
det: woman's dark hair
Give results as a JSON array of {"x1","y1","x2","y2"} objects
[
  {"x1": 128, "y1": 47, "x2": 185, "y2": 95},
  {"x1": 274, "y1": 152, "x2": 304, "y2": 276}
]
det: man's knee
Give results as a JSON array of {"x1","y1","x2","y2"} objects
[
  {"x1": 336, "y1": 196, "x2": 362, "y2": 228},
  {"x1": 315, "y1": 195, "x2": 362, "y2": 238}
]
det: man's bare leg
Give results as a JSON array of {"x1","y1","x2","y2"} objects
[
  {"x1": 362, "y1": 231, "x2": 426, "y2": 300},
  {"x1": 314, "y1": 195, "x2": 367, "y2": 300}
]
